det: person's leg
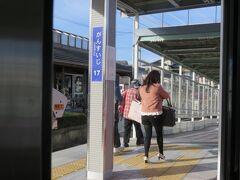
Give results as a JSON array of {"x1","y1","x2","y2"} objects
[
  {"x1": 142, "y1": 116, "x2": 153, "y2": 158},
  {"x1": 133, "y1": 121, "x2": 144, "y2": 145},
  {"x1": 143, "y1": 124, "x2": 152, "y2": 157},
  {"x1": 114, "y1": 107, "x2": 121, "y2": 148},
  {"x1": 123, "y1": 118, "x2": 132, "y2": 147},
  {"x1": 153, "y1": 116, "x2": 164, "y2": 155}
]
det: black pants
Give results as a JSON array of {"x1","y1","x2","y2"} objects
[
  {"x1": 114, "y1": 103, "x2": 121, "y2": 148},
  {"x1": 123, "y1": 118, "x2": 144, "y2": 145},
  {"x1": 142, "y1": 115, "x2": 164, "y2": 157}
]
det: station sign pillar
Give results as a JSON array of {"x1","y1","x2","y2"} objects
[{"x1": 87, "y1": 0, "x2": 116, "y2": 179}]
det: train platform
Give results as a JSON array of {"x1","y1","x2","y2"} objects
[{"x1": 52, "y1": 125, "x2": 218, "y2": 180}]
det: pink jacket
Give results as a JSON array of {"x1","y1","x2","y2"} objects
[{"x1": 139, "y1": 83, "x2": 170, "y2": 113}]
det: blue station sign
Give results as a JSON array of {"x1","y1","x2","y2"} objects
[{"x1": 92, "y1": 27, "x2": 103, "y2": 82}]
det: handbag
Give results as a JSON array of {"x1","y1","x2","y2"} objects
[
  {"x1": 162, "y1": 99, "x2": 176, "y2": 127},
  {"x1": 128, "y1": 100, "x2": 142, "y2": 124}
]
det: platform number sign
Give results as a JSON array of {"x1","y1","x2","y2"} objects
[{"x1": 92, "y1": 27, "x2": 103, "y2": 81}]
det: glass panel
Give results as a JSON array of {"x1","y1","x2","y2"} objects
[
  {"x1": 199, "y1": 85, "x2": 203, "y2": 117},
  {"x1": 188, "y1": 81, "x2": 193, "y2": 116},
  {"x1": 61, "y1": 34, "x2": 68, "y2": 45},
  {"x1": 72, "y1": 75, "x2": 85, "y2": 112},
  {"x1": 180, "y1": 78, "x2": 187, "y2": 117},
  {"x1": 203, "y1": 86, "x2": 208, "y2": 116},
  {"x1": 53, "y1": 31, "x2": 61, "y2": 43},
  {"x1": 193, "y1": 83, "x2": 199, "y2": 117},
  {"x1": 164, "y1": 10, "x2": 188, "y2": 27},
  {"x1": 208, "y1": 87, "x2": 212, "y2": 115},
  {"x1": 140, "y1": 13, "x2": 163, "y2": 28},
  {"x1": 216, "y1": 6, "x2": 221, "y2": 23},
  {"x1": 172, "y1": 75, "x2": 179, "y2": 116},
  {"x1": 138, "y1": 61, "x2": 153, "y2": 82},
  {"x1": 189, "y1": 6, "x2": 216, "y2": 25},
  {"x1": 82, "y1": 39, "x2": 88, "y2": 50},
  {"x1": 76, "y1": 38, "x2": 82, "y2": 48},
  {"x1": 162, "y1": 71, "x2": 171, "y2": 107},
  {"x1": 69, "y1": 36, "x2": 75, "y2": 47},
  {"x1": 162, "y1": 71, "x2": 171, "y2": 93}
]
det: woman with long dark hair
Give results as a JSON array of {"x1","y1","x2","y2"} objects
[{"x1": 139, "y1": 70, "x2": 170, "y2": 163}]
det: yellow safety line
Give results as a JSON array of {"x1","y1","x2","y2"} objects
[
  {"x1": 159, "y1": 156, "x2": 201, "y2": 180},
  {"x1": 52, "y1": 159, "x2": 86, "y2": 180},
  {"x1": 51, "y1": 144, "x2": 201, "y2": 180}
]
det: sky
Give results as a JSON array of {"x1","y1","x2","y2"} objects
[{"x1": 53, "y1": 0, "x2": 221, "y2": 65}]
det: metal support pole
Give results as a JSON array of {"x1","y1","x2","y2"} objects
[
  {"x1": 161, "y1": 57, "x2": 164, "y2": 84},
  {"x1": 210, "y1": 81, "x2": 214, "y2": 119},
  {"x1": 217, "y1": 84, "x2": 220, "y2": 119},
  {"x1": 170, "y1": 74, "x2": 173, "y2": 100},
  {"x1": 132, "y1": 14, "x2": 139, "y2": 139},
  {"x1": 178, "y1": 65, "x2": 182, "y2": 122},
  {"x1": 198, "y1": 84, "x2": 200, "y2": 118},
  {"x1": 133, "y1": 14, "x2": 139, "y2": 80},
  {"x1": 206, "y1": 81, "x2": 209, "y2": 117},
  {"x1": 186, "y1": 80, "x2": 189, "y2": 116},
  {"x1": 87, "y1": 1, "x2": 116, "y2": 179},
  {"x1": 202, "y1": 77, "x2": 205, "y2": 120},
  {"x1": 214, "y1": 88, "x2": 217, "y2": 115},
  {"x1": 192, "y1": 72, "x2": 195, "y2": 121}
]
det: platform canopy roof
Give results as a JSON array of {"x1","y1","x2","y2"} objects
[
  {"x1": 117, "y1": 0, "x2": 220, "y2": 16},
  {"x1": 137, "y1": 23, "x2": 220, "y2": 82},
  {"x1": 117, "y1": 0, "x2": 221, "y2": 82}
]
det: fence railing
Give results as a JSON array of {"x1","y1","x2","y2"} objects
[
  {"x1": 53, "y1": 29, "x2": 89, "y2": 50},
  {"x1": 138, "y1": 60, "x2": 220, "y2": 120}
]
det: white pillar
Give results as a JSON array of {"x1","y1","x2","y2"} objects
[
  {"x1": 178, "y1": 65, "x2": 182, "y2": 122},
  {"x1": 186, "y1": 80, "x2": 189, "y2": 115},
  {"x1": 210, "y1": 81, "x2": 214, "y2": 119},
  {"x1": 202, "y1": 77, "x2": 205, "y2": 120},
  {"x1": 160, "y1": 57, "x2": 164, "y2": 84},
  {"x1": 198, "y1": 83, "x2": 200, "y2": 117},
  {"x1": 191, "y1": 72, "x2": 195, "y2": 121},
  {"x1": 217, "y1": 84, "x2": 220, "y2": 119},
  {"x1": 132, "y1": 14, "x2": 139, "y2": 139},
  {"x1": 206, "y1": 81, "x2": 209, "y2": 115},
  {"x1": 133, "y1": 14, "x2": 139, "y2": 80},
  {"x1": 170, "y1": 74, "x2": 173, "y2": 100},
  {"x1": 87, "y1": 1, "x2": 116, "y2": 179}
]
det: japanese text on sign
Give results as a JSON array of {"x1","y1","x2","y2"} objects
[{"x1": 92, "y1": 27, "x2": 103, "y2": 81}]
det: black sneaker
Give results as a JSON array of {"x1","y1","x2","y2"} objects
[
  {"x1": 136, "y1": 139, "x2": 144, "y2": 146},
  {"x1": 124, "y1": 143, "x2": 129, "y2": 147}
]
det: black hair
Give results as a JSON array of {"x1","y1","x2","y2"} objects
[{"x1": 143, "y1": 70, "x2": 160, "y2": 93}]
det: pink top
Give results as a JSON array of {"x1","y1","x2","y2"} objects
[{"x1": 139, "y1": 83, "x2": 170, "y2": 113}]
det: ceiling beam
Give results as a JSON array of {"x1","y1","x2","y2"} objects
[
  {"x1": 186, "y1": 62, "x2": 219, "y2": 66},
  {"x1": 181, "y1": 57, "x2": 219, "y2": 63},
  {"x1": 137, "y1": 23, "x2": 220, "y2": 37},
  {"x1": 117, "y1": 0, "x2": 221, "y2": 16},
  {"x1": 168, "y1": 0, "x2": 180, "y2": 7},
  {"x1": 117, "y1": 0, "x2": 140, "y2": 14},
  {"x1": 164, "y1": 51, "x2": 220, "y2": 56}
]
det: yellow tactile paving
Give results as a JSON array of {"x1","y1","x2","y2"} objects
[
  {"x1": 113, "y1": 155, "x2": 125, "y2": 164},
  {"x1": 52, "y1": 159, "x2": 86, "y2": 180},
  {"x1": 51, "y1": 144, "x2": 202, "y2": 180},
  {"x1": 159, "y1": 156, "x2": 201, "y2": 180}
]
